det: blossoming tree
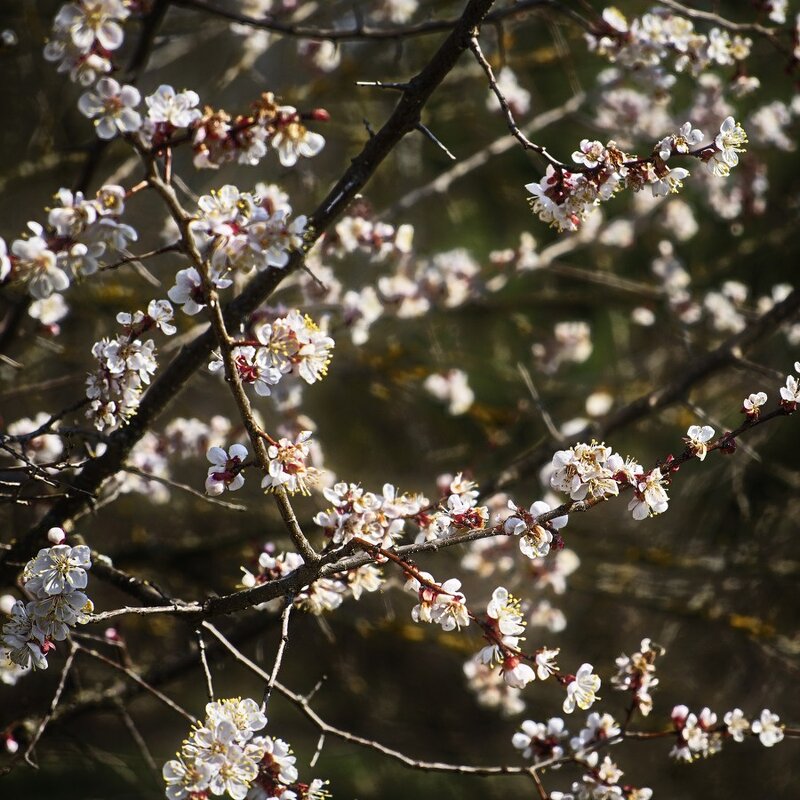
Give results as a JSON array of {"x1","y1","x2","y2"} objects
[{"x1": 1, "y1": 1, "x2": 799, "y2": 798}]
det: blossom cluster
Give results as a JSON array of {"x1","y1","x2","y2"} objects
[
  {"x1": 1, "y1": 184, "x2": 135, "y2": 300},
  {"x1": 85, "y1": 300, "x2": 175, "y2": 431},
  {"x1": 239, "y1": 546, "x2": 383, "y2": 616},
  {"x1": 205, "y1": 431, "x2": 321, "y2": 498},
  {"x1": 610, "y1": 637, "x2": 664, "y2": 716},
  {"x1": 74, "y1": 72, "x2": 328, "y2": 169},
  {"x1": 162, "y1": 697, "x2": 329, "y2": 800},
  {"x1": 191, "y1": 92, "x2": 326, "y2": 170},
  {"x1": 206, "y1": 444, "x2": 249, "y2": 496},
  {"x1": 45, "y1": 0, "x2": 327, "y2": 163},
  {"x1": 586, "y1": 7, "x2": 758, "y2": 87},
  {"x1": 261, "y1": 431, "x2": 318, "y2": 496},
  {"x1": 190, "y1": 185, "x2": 307, "y2": 274},
  {"x1": 405, "y1": 572, "x2": 470, "y2": 632},
  {"x1": 414, "y1": 472, "x2": 487, "y2": 542},
  {"x1": 44, "y1": 0, "x2": 130, "y2": 86},
  {"x1": 549, "y1": 440, "x2": 673, "y2": 521},
  {"x1": 377, "y1": 247, "x2": 483, "y2": 317},
  {"x1": 295, "y1": 212, "x2": 417, "y2": 345},
  {"x1": 476, "y1": 586, "x2": 556, "y2": 690},
  {"x1": 424, "y1": 581, "x2": 599, "y2": 709},
  {"x1": 780, "y1": 361, "x2": 800, "y2": 410},
  {"x1": 313, "y1": 481, "x2": 428, "y2": 548},
  {"x1": 209, "y1": 310, "x2": 334, "y2": 397},
  {"x1": 512, "y1": 712, "x2": 652, "y2": 799},
  {"x1": 551, "y1": 753, "x2": 652, "y2": 800},
  {"x1": 513, "y1": 712, "x2": 623, "y2": 765},
  {"x1": 104, "y1": 415, "x2": 233, "y2": 504},
  {"x1": 525, "y1": 118, "x2": 747, "y2": 232},
  {"x1": 326, "y1": 214, "x2": 414, "y2": 261},
  {"x1": 1, "y1": 534, "x2": 92, "y2": 670},
  {"x1": 670, "y1": 704, "x2": 785, "y2": 761},
  {"x1": 463, "y1": 656, "x2": 525, "y2": 716}
]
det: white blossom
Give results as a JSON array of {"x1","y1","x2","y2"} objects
[
  {"x1": 751, "y1": 709, "x2": 784, "y2": 747},
  {"x1": 78, "y1": 77, "x2": 142, "y2": 139},
  {"x1": 563, "y1": 663, "x2": 601, "y2": 713},
  {"x1": 685, "y1": 424, "x2": 715, "y2": 460},
  {"x1": 206, "y1": 444, "x2": 248, "y2": 495}
]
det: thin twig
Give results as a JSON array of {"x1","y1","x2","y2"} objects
[
  {"x1": 656, "y1": 0, "x2": 780, "y2": 38},
  {"x1": 517, "y1": 362, "x2": 563, "y2": 442},
  {"x1": 469, "y1": 34, "x2": 565, "y2": 168},
  {"x1": 77, "y1": 643, "x2": 197, "y2": 723},
  {"x1": 415, "y1": 123, "x2": 457, "y2": 160},
  {"x1": 170, "y1": 0, "x2": 585, "y2": 42},
  {"x1": 114, "y1": 701, "x2": 161, "y2": 782},
  {"x1": 196, "y1": 629, "x2": 215, "y2": 701},
  {"x1": 262, "y1": 597, "x2": 293, "y2": 712},
  {"x1": 121, "y1": 465, "x2": 248, "y2": 511},
  {"x1": 23, "y1": 642, "x2": 77, "y2": 767}
]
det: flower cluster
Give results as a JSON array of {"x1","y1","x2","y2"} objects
[
  {"x1": 85, "y1": 307, "x2": 166, "y2": 431},
  {"x1": 610, "y1": 638, "x2": 664, "y2": 716},
  {"x1": 371, "y1": 0, "x2": 419, "y2": 24},
  {"x1": 549, "y1": 441, "x2": 671, "y2": 521},
  {"x1": 512, "y1": 716, "x2": 568, "y2": 763},
  {"x1": 326, "y1": 214, "x2": 414, "y2": 261},
  {"x1": 670, "y1": 705, "x2": 722, "y2": 761},
  {"x1": 314, "y1": 482, "x2": 428, "y2": 548},
  {"x1": 742, "y1": 391, "x2": 768, "y2": 418},
  {"x1": 209, "y1": 310, "x2": 334, "y2": 397},
  {"x1": 239, "y1": 546, "x2": 382, "y2": 616},
  {"x1": 525, "y1": 118, "x2": 747, "y2": 232},
  {"x1": 1, "y1": 535, "x2": 92, "y2": 670},
  {"x1": 512, "y1": 711, "x2": 626, "y2": 770},
  {"x1": 261, "y1": 431, "x2": 318, "y2": 496},
  {"x1": 298, "y1": 214, "x2": 416, "y2": 344},
  {"x1": 533, "y1": 321, "x2": 593, "y2": 373},
  {"x1": 626, "y1": 467, "x2": 670, "y2": 521},
  {"x1": 405, "y1": 573, "x2": 470, "y2": 632},
  {"x1": 162, "y1": 698, "x2": 327, "y2": 800},
  {"x1": 586, "y1": 7, "x2": 756, "y2": 85},
  {"x1": 191, "y1": 93, "x2": 326, "y2": 170},
  {"x1": 551, "y1": 752, "x2": 652, "y2": 800},
  {"x1": 191, "y1": 185, "x2": 307, "y2": 273},
  {"x1": 3, "y1": 184, "x2": 135, "y2": 299},
  {"x1": 472, "y1": 587, "x2": 564, "y2": 692},
  {"x1": 570, "y1": 711, "x2": 622, "y2": 754},
  {"x1": 44, "y1": 0, "x2": 130, "y2": 86},
  {"x1": 415, "y1": 472, "x2": 487, "y2": 542},
  {"x1": 253, "y1": 311, "x2": 334, "y2": 385},
  {"x1": 377, "y1": 247, "x2": 482, "y2": 317},
  {"x1": 750, "y1": 709, "x2": 785, "y2": 748}
]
